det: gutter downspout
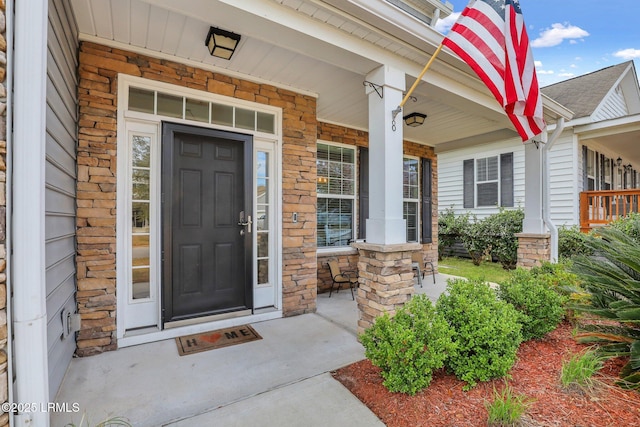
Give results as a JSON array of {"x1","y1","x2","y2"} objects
[
  {"x1": 12, "y1": 0, "x2": 50, "y2": 425},
  {"x1": 542, "y1": 118, "x2": 565, "y2": 263}
]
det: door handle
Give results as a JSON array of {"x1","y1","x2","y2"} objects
[{"x1": 238, "y1": 212, "x2": 252, "y2": 232}]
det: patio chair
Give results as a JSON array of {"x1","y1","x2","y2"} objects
[
  {"x1": 327, "y1": 259, "x2": 357, "y2": 300},
  {"x1": 411, "y1": 252, "x2": 436, "y2": 287}
]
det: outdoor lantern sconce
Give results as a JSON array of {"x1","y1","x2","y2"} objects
[
  {"x1": 616, "y1": 157, "x2": 623, "y2": 167},
  {"x1": 205, "y1": 27, "x2": 241, "y2": 60},
  {"x1": 625, "y1": 164, "x2": 633, "y2": 172},
  {"x1": 403, "y1": 112, "x2": 427, "y2": 127}
]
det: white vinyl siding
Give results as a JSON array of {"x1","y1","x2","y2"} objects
[
  {"x1": 593, "y1": 86, "x2": 629, "y2": 121},
  {"x1": 547, "y1": 135, "x2": 578, "y2": 226},
  {"x1": 439, "y1": 141, "x2": 524, "y2": 219}
]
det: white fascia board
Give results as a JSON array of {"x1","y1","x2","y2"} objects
[
  {"x1": 542, "y1": 94, "x2": 574, "y2": 121},
  {"x1": 574, "y1": 113, "x2": 640, "y2": 138}
]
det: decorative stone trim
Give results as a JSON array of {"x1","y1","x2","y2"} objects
[
  {"x1": 516, "y1": 233, "x2": 551, "y2": 269},
  {"x1": 352, "y1": 242, "x2": 422, "y2": 335},
  {"x1": 77, "y1": 41, "x2": 317, "y2": 354}
]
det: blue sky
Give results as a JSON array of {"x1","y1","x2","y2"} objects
[{"x1": 435, "y1": 0, "x2": 640, "y2": 87}]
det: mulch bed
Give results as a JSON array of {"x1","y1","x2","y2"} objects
[{"x1": 332, "y1": 321, "x2": 640, "y2": 426}]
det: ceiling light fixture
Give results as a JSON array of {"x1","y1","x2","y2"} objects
[
  {"x1": 205, "y1": 27, "x2": 241, "y2": 60},
  {"x1": 403, "y1": 112, "x2": 427, "y2": 127}
]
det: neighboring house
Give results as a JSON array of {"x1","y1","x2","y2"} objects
[
  {"x1": 6, "y1": 1, "x2": 572, "y2": 425},
  {"x1": 438, "y1": 61, "x2": 640, "y2": 230}
]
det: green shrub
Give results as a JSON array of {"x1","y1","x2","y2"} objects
[
  {"x1": 485, "y1": 384, "x2": 533, "y2": 426},
  {"x1": 459, "y1": 216, "x2": 494, "y2": 266},
  {"x1": 486, "y1": 209, "x2": 524, "y2": 270},
  {"x1": 498, "y1": 268, "x2": 566, "y2": 340},
  {"x1": 360, "y1": 295, "x2": 456, "y2": 395},
  {"x1": 558, "y1": 225, "x2": 593, "y2": 259},
  {"x1": 438, "y1": 208, "x2": 470, "y2": 260},
  {"x1": 437, "y1": 279, "x2": 522, "y2": 389},
  {"x1": 571, "y1": 222, "x2": 640, "y2": 390}
]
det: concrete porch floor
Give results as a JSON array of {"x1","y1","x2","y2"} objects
[{"x1": 52, "y1": 273, "x2": 454, "y2": 427}]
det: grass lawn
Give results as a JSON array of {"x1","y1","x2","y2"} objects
[{"x1": 438, "y1": 256, "x2": 513, "y2": 284}]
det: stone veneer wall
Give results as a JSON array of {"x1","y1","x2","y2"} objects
[
  {"x1": 0, "y1": 2, "x2": 7, "y2": 424},
  {"x1": 315, "y1": 122, "x2": 438, "y2": 292},
  {"x1": 76, "y1": 41, "x2": 317, "y2": 355}
]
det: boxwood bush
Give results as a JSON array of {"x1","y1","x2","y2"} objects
[
  {"x1": 498, "y1": 268, "x2": 566, "y2": 340},
  {"x1": 361, "y1": 295, "x2": 456, "y2": 395},
  {"x1": 437, "y1": 279, "x2": 522, "y2": 389}
]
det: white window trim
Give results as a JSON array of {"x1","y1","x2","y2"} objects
[
  {"x1": 475, "y1": 155, "x2": 500, "y2": 208},
  {"x1": 316, "y1": 140, "x2": 357, "y2": 252},
  {"x1": 403, "y1": 155, "x2": 420, "y2": 242}
]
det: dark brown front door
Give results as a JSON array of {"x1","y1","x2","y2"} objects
[{"x1": 162, "y1": 123, "x2": 252, "y2": 324}]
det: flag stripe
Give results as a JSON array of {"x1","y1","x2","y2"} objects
[{"x1": 442, "y1": 0, "x2": 546, "y2": 141}]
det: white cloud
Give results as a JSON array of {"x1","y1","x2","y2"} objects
[
  {"x1": 570, "y1": 64, "x2": 577, "y2": 68},
  {"x1": 558, "y1": 72, "x2": 575, "y2": 78},
  {"x1": 435, "y1": 12, "x2": 460, "y2": 34},
  {"x1": 613, "y1": 48, "x2": 640, "y2": 60},
  {"x1": 534, "y1": 60, "x2": 542, "y2": 67},
  {"x1": 537, "y1": 70, "x2": 555, "y2": 75},
  {"x1": 531, "y1": 23, "x2": 590, "y2": 48}
]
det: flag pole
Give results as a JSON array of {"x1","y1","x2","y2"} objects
[{"x1": 393, "y1": 43, "x2": 444, "y2": 119}]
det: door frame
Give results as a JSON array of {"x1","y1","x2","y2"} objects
[
  {"x1": 161, "y1": 122, "x2": 253, "y2": 325},
  {"x1": 116, "y1": 75, "x2": 283, "y2": 347}
]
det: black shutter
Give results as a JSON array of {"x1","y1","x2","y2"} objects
[
  {"x1": 500, "y1": 153, "x2": 514, "y2": 207},
  {"x1": 358, "y1": 147, "x2": 368, "y2": 240},
  {"x1": 599, "y1": 154, "x2": 605, "y2": 190},
  {"x1": 582, "y1": 145, "x2": 588, "y2": 191},
  {"x1": 463, "y1": 159, "x2": 474, "y2": 208},
  {"x1": 421, "y1": 158, "x2": 432, "y2": 243}
]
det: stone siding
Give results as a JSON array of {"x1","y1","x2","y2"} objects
[
  {"x1": 77, "y1": 41, "x2": 317, "y2": 354},
  {"x1": 516, "y1": 233, "x2": 551, "y2": 269},
  {"x1": 0, "y1": 1, "x2": 7, "y2": 425},
  {"x1": 315, "y1": 122, "x2": 438, "y2": 292}
]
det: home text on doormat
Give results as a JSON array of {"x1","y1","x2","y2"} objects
[{"x1": 176, "y1": 325, "x2": 262, "y2": 356}]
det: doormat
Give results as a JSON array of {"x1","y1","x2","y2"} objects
[{"x1": 176, "y1": 325, "x2": 262, "y2": 356}]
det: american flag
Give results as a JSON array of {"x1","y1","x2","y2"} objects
[{"x1": 442, "y1": 0, "x2": 545, "y2": 141}]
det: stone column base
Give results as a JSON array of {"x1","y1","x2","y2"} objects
[
  {"x1": 516, "y1": 233, "x2": 550, "y2": 269},
  {"x1": 352, "y1": 242, "x2": 421, "y2": 336}
]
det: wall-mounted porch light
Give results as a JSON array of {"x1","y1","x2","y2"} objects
[
  {"x1": 403, "y1": 112, "x2": 427, "y2": 127},
  {"x1": 616, "y1": 157, "x2": 623, "y2": 167},
  {"x1": 205, "y1": 27, "x2": 241, "y2": 60}
]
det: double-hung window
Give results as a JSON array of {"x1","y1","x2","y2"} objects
[
  {"x1": 463, "y1": 153, "x2": 514, "y2": 208},
  {"x1": 403, "y1": 157, "x2": 420, "y2": 242},
  {"x1": 317, "y1": 142, "x2": 355, "y2": 248}
]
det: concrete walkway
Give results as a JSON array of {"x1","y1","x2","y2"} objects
[{"x1": 53, "y1": 273, "x2": 456, "y2": 427}]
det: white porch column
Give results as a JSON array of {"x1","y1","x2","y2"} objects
[
  {"x1": 522, "y1": 142, "x2": 545, "y2": 233},
  {"x1": 517, "y1": 140, "x2": 551, "y2": 268},
  {"x1": 365, "y1": 65, "x2": 406, "y2": 244},
  {"x1": 12, "y1": 0, "x2": 50, "y2": 425}
]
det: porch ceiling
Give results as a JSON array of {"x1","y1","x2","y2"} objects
[
  {"x1": 70, "y1": 0, "x2": 516, "y2": 146},
  {"x1": 577, "y1": 115, "x2": 640, "y2": 167}
]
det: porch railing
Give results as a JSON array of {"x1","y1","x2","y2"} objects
[{"x1": 579, "y1": 189, "x2": 640, "y2": 232}]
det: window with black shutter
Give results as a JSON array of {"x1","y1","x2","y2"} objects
[{"x1": 463, "y1": 154, "x2": 514, "y2": 208}]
